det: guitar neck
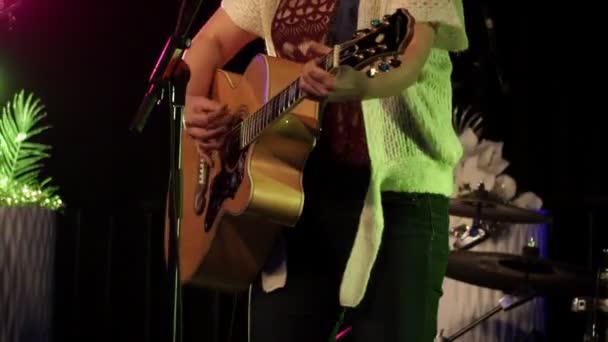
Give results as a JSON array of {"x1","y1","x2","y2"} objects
[
  {"x1": 238, "y1": 53, "x2": 336, "y2": 149},
  {"x1": 235, "y1": 8, "x2": 415, "y2": 149}
]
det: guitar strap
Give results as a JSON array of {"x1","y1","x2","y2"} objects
[
  {"x1": 318, "y1": 0, "x2": 361, "y2": 120},
  {"x1": 325, "y1": 0, "x2": 361, "y2": 47}
]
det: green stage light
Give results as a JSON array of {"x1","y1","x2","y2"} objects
[{"x1": 0, "y1": 66, "x2": 5, "y2": 100}]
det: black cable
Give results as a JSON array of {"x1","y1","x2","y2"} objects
[
  {"x1": 227, "y1": 293, "x2": 239, "y2": 342},
  {"x1": 184, "y1": 0, "x2": 205, "y2": 37},
  {"x1": 174, "y1": 0, "x2": 188, "y2": 36},
  {"x1": 173, "y1": 0, "x2": 206, "y2": 38}
]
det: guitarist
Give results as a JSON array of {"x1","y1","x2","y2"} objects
[{"x1": 183, "y1": 0, "x2": 468, "y2": 341}]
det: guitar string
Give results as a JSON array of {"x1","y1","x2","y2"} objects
[
  {"x1": 223, "y1": 63, "x2": 320, "y2": 149},
  {"x1": 223, "y1": 37, "x2": 366, "y2": 150},
  {"x1": 225, "y1": 52, "x2": 341, "y2": 149}
]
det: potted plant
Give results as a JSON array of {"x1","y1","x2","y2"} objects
[{"x1": 0, "y1": 90, "x2": 62, "y2": 342}]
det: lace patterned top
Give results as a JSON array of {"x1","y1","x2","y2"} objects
[
  {"x1": 221, "y1": 0, "x2": 469, "y2": 307},
  {"x1": 271, "y1": 0, "x2": 370, "y2": 167}
]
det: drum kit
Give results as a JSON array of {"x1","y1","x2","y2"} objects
[
  {"x1": 333, "y1": 185, "x2": 606, "y2": 341},
  {"x1": 438, "y1": 186, "x2": 607, "y2": 341}
]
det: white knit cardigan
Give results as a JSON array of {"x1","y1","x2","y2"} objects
[{"x1": 221, "y1": 0, "x2": 469, "y2": 308}]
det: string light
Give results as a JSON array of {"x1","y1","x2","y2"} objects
[
  {"x1": 0, "y1": 90, "x2": 63, "y2": 211},
  {"x1": 0, "y1": 178, "x2": 63, "y2": 210}
]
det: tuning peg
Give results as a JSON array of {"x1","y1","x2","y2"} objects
[
  {"x1": 367, "y1": 67, "x2": 378, "y2": 78},
  {"x1": 371, "y1": 19, "x2": 381, "y2": 27},
  {"x1": 389, "y1": 58, "x2": 402, "y2": 68},
  {"x1": 354, "y1": 28, "x2": 371, "y2": 38},
  {"x1": 378, "y1": 62, "x2": 391, "y2": 72}
]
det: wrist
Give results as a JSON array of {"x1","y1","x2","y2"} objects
[
  {"x1": 183, "y1": 36, "x2": 223, "y2": 97},
  {"x1": 326, "y1": 66, "x2": 369, "y2": 103}
]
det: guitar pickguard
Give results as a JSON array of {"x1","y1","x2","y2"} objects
[{"x1": 204, "y1": 148, "x2": 249, "y2": 232}]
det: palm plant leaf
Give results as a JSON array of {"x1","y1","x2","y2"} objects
[
  {"x1": 0, "y1": 90, "x2": 62, "y2": 210},
  {"x1": 0, "y1": 90, "x2": 51, "y2": 184}
]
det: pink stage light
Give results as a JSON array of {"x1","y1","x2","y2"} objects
[
  {"x1": 1, "y1": 0, "x2": 21, "y2": 14},
  {"x1": 335, "y1": 326, "x2": 352, "y2": 340},
  {"x1": 0, "y1": 0, "x2": 21, "y2": 28}
]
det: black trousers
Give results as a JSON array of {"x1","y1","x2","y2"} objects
[{"x1": 249, "y1": 156, "x2": 450, "y2": 342}]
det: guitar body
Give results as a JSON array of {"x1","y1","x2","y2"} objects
[
  {"x1": 165, "y1": 54, "x2": 320, "y2": 292},
  {"x1": 164, "y1": 8, "x2": 415, "y2": 293}
]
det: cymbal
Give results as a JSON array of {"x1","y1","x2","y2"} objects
[
  {"x1": 449, "y1": 190, "x2": 552, "y2": 224},
  {"x1": 446, "y1": 250, "x2": 594, "y2": 297}
]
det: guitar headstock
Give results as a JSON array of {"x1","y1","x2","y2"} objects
[{"x1": 335, "y1": 9, "x2": 415, "y2": 77}]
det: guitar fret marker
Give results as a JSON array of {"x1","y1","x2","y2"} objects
[{"x1": 332, "y1": 45, "x2": 339, "y2": 69}]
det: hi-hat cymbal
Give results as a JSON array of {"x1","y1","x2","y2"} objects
[
  {"x1": 450, "y1": 189, "x2": 552, "y2": 224},
  {"x1": 446, "y1": 250, "x2": 594, "y2": 297}
]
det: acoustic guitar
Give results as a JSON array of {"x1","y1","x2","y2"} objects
[{"x1": 165, "y1": 9, "x2": 415, "y2": 292}]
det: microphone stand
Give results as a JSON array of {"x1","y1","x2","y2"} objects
[
  {"x1": 478, "y1": 0, "x2": 509, "y2": 96},
  {"x1": 130, "y1": 22, "x2": 192, "y2": 342}
]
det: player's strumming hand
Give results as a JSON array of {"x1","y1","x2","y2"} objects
[{"x1": 184, "y1": 95, "x2": 238, "y2": 165}]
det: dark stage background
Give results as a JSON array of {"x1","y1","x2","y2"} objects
[{"x1": 0, "y1": 0, "x2": 605, "y2": 341}]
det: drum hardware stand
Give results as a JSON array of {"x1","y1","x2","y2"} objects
[
  {"x1": 451, "y1": 220, "x2": 505, "y2": 250},
  {"x1": 451, "y1": 183, "x2": 488, "y2": 250},
  {"x1": 572, "y1": 248, "x2": 608, "y2": 342},
  {"x1": 451, "y1": 184, "x2": 507, "y2": 250},
  {"x1": 572, "y1": 296, "x2": 608, "y2": 341},
  {"x1": 438, "y1": 288, "x2": 536, "y2": 342},
  {"x1": 439, "y1": 243, "x2": 542, "y2": 341}
]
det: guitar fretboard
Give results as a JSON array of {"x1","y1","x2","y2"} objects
[{"x1": 235, "y1": 52, "x2": 336, "y2": 149}]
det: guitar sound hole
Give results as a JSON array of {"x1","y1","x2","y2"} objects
[{"x1": 204, "y1": 141, "x2": 247, "y2": 232}]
